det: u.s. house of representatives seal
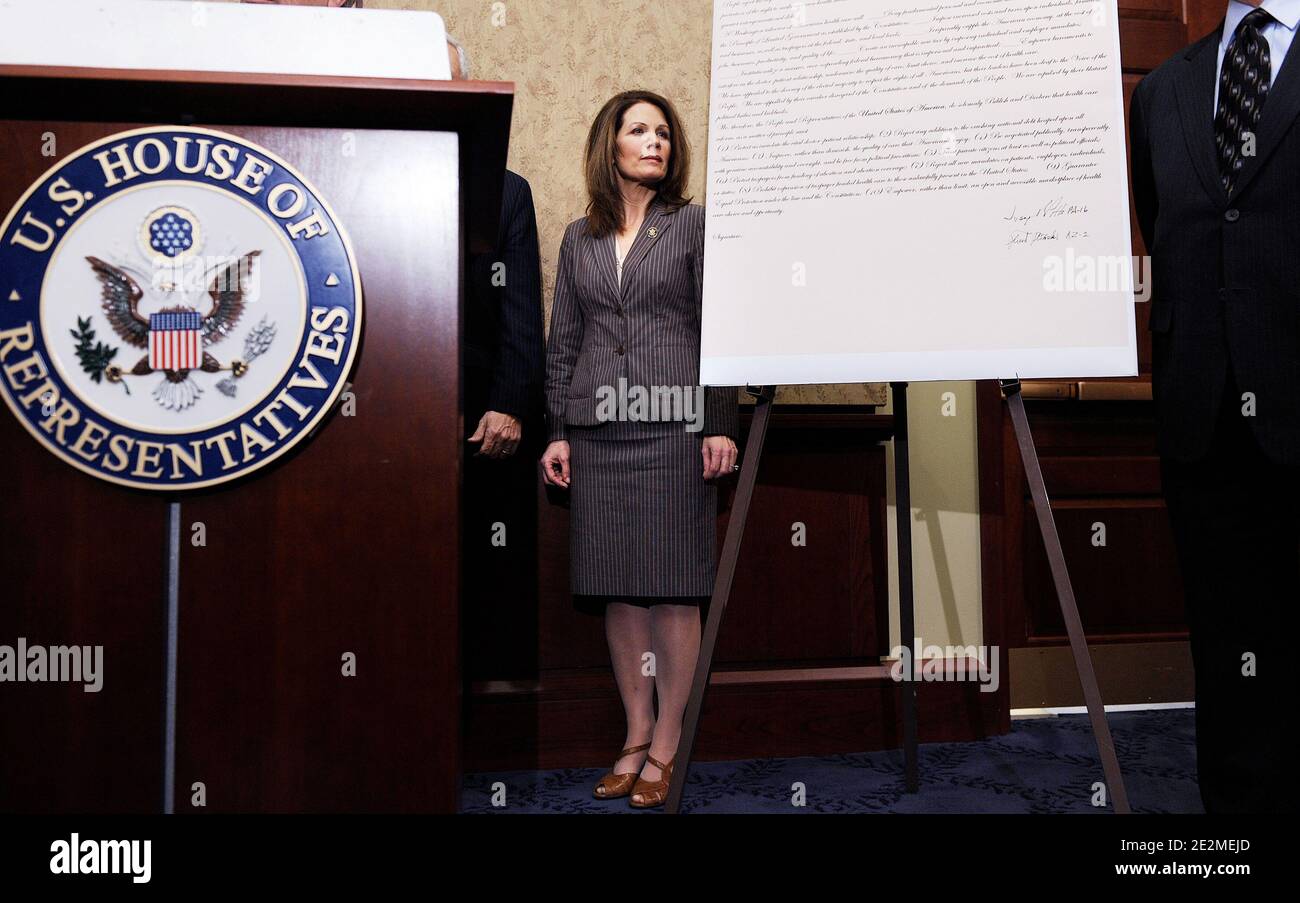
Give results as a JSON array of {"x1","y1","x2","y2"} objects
[{"x1": 0, "y1": 126, "x2": 362, "y2": 490}]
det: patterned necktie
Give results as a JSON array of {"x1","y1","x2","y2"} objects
[{"x1": 1215, "y1": 7, "x2": 1277, "y2": 194}]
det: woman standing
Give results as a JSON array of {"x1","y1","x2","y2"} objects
[{"x1": 541, "y1": 90, "x2": 738, "y2": 808}]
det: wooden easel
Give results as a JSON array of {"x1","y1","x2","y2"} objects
[{"x1": 665, "y1": 379, "x2": 1130, "y2": 814}]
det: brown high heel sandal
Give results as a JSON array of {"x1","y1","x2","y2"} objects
[
  {"x1": 629, "y1": 753, "x2": 675, "y2": 809},
  {"x1": 593, "y1": 743, "x2": 651, "y2": 799}
]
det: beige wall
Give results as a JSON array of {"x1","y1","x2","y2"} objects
[{"x1": 349, "y1": 0, "x2": 983, "y2": 647}]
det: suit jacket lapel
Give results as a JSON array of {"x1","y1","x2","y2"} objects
[
  {"x1": 594, "y1": 223, "x2": 619, "y2": 303},
  {"x1": 1174, "y1": 21, "x2": 1227, "y2": 206},
  {"x1": 618, "y1": 199, "x2": 674, "y2": 301},
  {"x1": 1230, "y1": 20, "x2": 1300, "y2": 200}
]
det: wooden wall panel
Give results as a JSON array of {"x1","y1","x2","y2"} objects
[
  {"x1": 715, "y1": 410, "x2": 890, "y2": 665},
  {"x1": 1022, "y1": 501, "x2": 1187, "y2": 639},
  {"x1": 1118, "y1": 0, "x2": 1182, "y2": 19},
  {"x1": 1120, "y1": 17, "x2": 1193, "y2": 72}
]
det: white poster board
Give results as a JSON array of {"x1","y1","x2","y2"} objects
[
  {"x1": 0, "y1": 0, "x2": 450, "y2": 80},
  {"x1": 700, "y1": 0, "x2": 1136, "y2": 386}
]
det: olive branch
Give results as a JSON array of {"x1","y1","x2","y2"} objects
[{"x1": 70, "y1": 316, "x2": 129, "y2": 395}]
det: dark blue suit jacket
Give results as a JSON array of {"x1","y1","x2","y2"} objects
[
  {"x1": 1131, "y1": 20, "x2": 1300, "y2": 465},
  {"x1": 466, "y1": 170, "x2": 545, "y2": 429}
]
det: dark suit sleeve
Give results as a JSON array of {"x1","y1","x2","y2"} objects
[
  {"x1": 1129, "y1": 79, "x2": 1158, "y2": 256},
  {"x1": 694, "y1": 206, "x2": 740, "y2": 441},
  {"x1": 544, "y1": 223, "x2": 582, "y2": 442},
  {"x1": 487, "y1": 176, "x2": 545, "y2": 420}
]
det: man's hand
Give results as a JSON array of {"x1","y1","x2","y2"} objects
[
  {"x1": 702, "y1": 435, "x2": 738, "y2": 480},
  {"x1": 468, "y1": 411, "x2": 522, "y2": 458},
  {"x1": 540, "y1": 440, "x2": 571, "y2": 488}
]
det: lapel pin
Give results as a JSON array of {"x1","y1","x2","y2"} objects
[{"x1": 648, "y1": 226, "x2": 659, "y2": 238}]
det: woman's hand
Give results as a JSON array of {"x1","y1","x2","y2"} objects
[
  {"x1": 540, "y1": 440, "x2": 572, "y2": 488},
  {"x1": 701, "y1": 435, "x2": 738, "y2": 480}
]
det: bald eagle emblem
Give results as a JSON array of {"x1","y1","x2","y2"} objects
[{"x1": 82, "y1": 250, "x2": 277, "y2": 411}]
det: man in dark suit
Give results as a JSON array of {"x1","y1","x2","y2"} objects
[
  {"x1": 439, "y1": 29, "x2": 544, "y2": 459},
  {"x1": 465, "y1": 171, "x2": 545, "y2": 460},
  {"x1": 460, "y1": 169, "x2": 545, "y2": 680},
  {"x1": 444, "y1": 0, "x2": 545, "y2": 684},
  {"x1": 1130, "y1": 0, "x2": 1300, "y2": 814}
]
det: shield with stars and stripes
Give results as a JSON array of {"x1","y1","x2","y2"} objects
[{"x1": 149, "y1": 310, "x2": 203, "y2": 371}]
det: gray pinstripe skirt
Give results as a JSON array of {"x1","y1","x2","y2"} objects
[{"x1": 567, "y1": 418, "x2": 717, "y2": 606}]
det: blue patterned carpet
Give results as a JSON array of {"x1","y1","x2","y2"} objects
[{"x1": 462, "y1": 709, "x2": 1202, "y2": 814}]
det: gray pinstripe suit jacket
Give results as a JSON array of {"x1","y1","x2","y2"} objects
[{"x1": 544, "y1": 199, "x2": 739, "y2": 442}]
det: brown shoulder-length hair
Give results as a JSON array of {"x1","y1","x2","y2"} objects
[{"x1": 583, "y1": 90, "x2": 692, "y2": 238}]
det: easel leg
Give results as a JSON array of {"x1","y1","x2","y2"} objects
[
  {"x1": 666, "y1": 385, "x2": 776, "y2": 814},
  {"x1": 891, "y1": 382, "x2": 920, "y2": 793},
  {"x1": 1001, "y1": 379, "x2": 1131, "y2": 814}
]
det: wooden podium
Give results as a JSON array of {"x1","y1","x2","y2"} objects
[{"x1": 0, "y1": 66, "x2": 512, "y2": 813}]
